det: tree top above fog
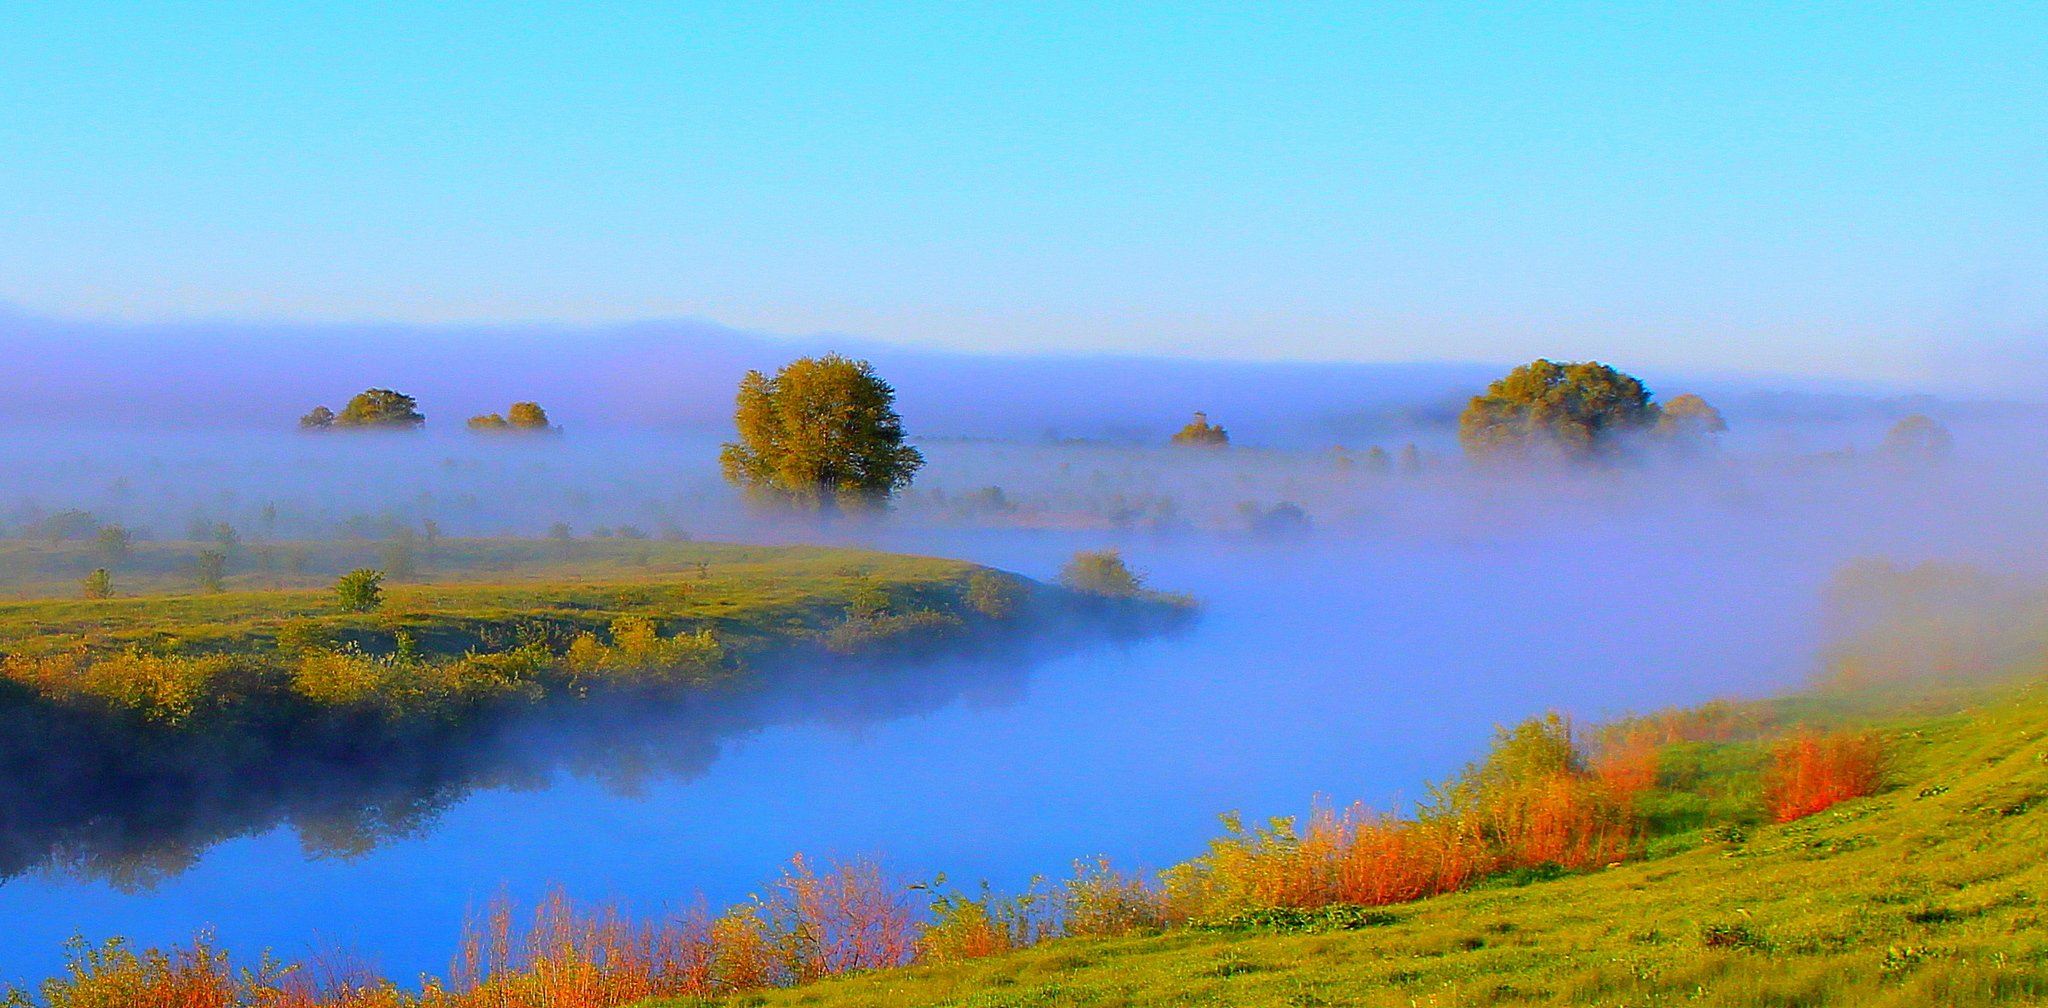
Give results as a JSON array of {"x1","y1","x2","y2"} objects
[
  {"x1": 718, "y1": 354, "x2": 925, "y2": 514},
  {"x1": 1881, "y1": 413, "x2": 1953, "y2": 461},
  {"x1": 468, "y1": 401, "x2": 557, "y2": 434},
  {"x1": 1458, "y1": 360, "x2": 1662, "y2": 463},
  {"x1": 1170, "y1": 411, "x2": 1230, "y2": 447},
  {"x1": 301, "y1": 389, "x2": 425, "y2": 431}
]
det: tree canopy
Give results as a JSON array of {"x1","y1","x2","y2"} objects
[
  {"x1": 507, "y1": 402, "x2": 552, "y2": 430},
  {"x1": 305, "y1": 389, "x2": 425, "y2": 431},
  {"x1": 467, "y1": 401, "x2": 555, "y2": 434},
  {"x1": 1458, "y1": 360, "x2": 1661, "y2": 462},
  {"x1": 1655, "y1": 393, "x2": 1728, "y2": 438},
  {"x1": 1170, "y1": 411, "x2": 1230, "y2": 447},
  {"x1": 718, "y1": 355, "x2": 925, "y2": 513}
]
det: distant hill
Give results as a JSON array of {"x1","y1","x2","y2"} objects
[{"x1": 0, "y1": 306, "x2": 1982, "y2": 445}]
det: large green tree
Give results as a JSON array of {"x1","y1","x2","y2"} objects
[
  {"x1": 1458, "y1": 359, "x2": 1661, "y2": 462},
  {"x1": 719, "y1": 355, "x2": 925, "y2": 512},
  {"x1": 334, "y1": 389, "x2": 426, "y2": 430}
]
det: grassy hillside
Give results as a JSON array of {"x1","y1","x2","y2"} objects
[{"x1": 640, "y1": 680, "x2": 2048, "y2": 1008}]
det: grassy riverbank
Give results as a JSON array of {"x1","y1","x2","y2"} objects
[{"x1": 632, "y1": 678, "x2": 2047, "y2": 1008}]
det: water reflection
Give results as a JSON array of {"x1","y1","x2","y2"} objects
[{"x1": 0, "y1": 636, "x2": 1092, "y2": 892}]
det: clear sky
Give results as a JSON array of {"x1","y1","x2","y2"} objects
[{"x1": 3, "y1": 2, "x2": 2043, "y2": 384}]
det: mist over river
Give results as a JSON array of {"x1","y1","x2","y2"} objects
[{"x1": 1, "y1": 426, "x2": 2041, "y2": 986}]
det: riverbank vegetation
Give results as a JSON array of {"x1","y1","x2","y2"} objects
[{"x1": 19, "y1": 650, "x2": 2032, "y2": 1005}]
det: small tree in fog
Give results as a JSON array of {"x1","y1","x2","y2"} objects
[
  {"x1": 1170, "y1": 411, "x2": 1230, "y2": 447},
  {"x1": 94, "y1": 525, "x2": 132, "y2": 564},
  {"x1": 298, "y1": 405, "x2": 336, "y2": 431},
  {"x1": 1458, "y1": 359, "x2": 1660, "y2": 463},
  {"x1": 469, "y1": 402, "x2": 556, "y2": 434},
  {"x1": 1655, "y1": 393, "x2": 1728, "y2": 439},
  {"x1": 1059, "y1": 550, "x2": 1144, "y2": 598},
  {"x1": 335, "y1": 568, "x2": 385, "y2": 613},
  {"x1": 82, "y1": 568, "x2": 112, "y2": 600},
  {"x1": 195, "y1": 550, "x2": 227, "y2": 593},
  {"x1": 720, "y1": 355, "x2": 925, "y2": 514},
  {"x1": 1881, "y1": 413, "x2": 1953, "y2": 461},
  {"x1": 335, "y1": 389, "x2": 425, "y2": 430},
  {"x1": 507, "y1": 401, "x2": 553, "y2": 431}
]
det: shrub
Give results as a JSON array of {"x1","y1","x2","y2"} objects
[
  {"x1": 1061, "y1": 857, "x2": 1169, "y2": 936},
  {"x1": 292, "y1": 648, "x2": 397, "y2": 708},
  {"x1": 334, "y1": 569, "x2": 385, "y2": 613},
  {"x1": 1764, "y1": 729, "x2": 1888, "y2": 822},
  {"x1": 563, "y1": 618, "x2": 724, "y2": 688},
  {"x1": 823, "y1": 611, "x2": 965, "y2": 655},
  {"x1": 82, "y1": 568, "x2": 112, "y2": 600},
  {"x1": 916, "y1": 881, "x2": 1051, "y2": 964},
  {"x1": 965, "y1": 570, "x2": 1023, "y2": 620},
  {"x1": 1058, "y1": 550, "x2": 1143, "y2": 598},
  {"x1": 196, "y1": 549, "x2": 228, "y2": 593}
]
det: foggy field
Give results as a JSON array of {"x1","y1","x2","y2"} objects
[{"x1": 3, "y1": 407, "x2": 2046, "y2": 995}]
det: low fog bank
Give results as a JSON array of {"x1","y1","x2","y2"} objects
[{"x1": 2, "y1": 306, "x2": 2019, "y2": 447}]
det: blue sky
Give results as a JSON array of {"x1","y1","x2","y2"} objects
[{"x1": 2, "y1": 2, "x2": 2043, "y2": 384}]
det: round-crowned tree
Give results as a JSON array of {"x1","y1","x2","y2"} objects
[
  {"x1": 1656, "y1": 393, "x2": 1728, "y2": 438},
  {"x1": 718, "y1": 355, "x2": 925, "y2": 513},
  {"x1": 507, "y1": 401, "x2": 553, "y2": 431},
  {"x1": 335, "y1": 389, "x2": 426, "y2": 430},
  {"x1": 1458, "y1": 359, "x2": 1661, "y2": 462}
]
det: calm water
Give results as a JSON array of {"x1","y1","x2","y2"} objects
[{"x1": 0, "y1": 522, "x2": 1837, "y2": 987}]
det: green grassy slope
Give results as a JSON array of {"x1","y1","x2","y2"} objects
[
  {"x1": 0, "y1": 539, "x2": 989, "y2": 660},
  {"x1": 647, "y1": 682, "x2": 2048, "y2": 1008}
]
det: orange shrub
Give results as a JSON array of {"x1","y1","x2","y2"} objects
[{"x1": 1763, "y1": 728, "x2": 1887, "y2": 822}]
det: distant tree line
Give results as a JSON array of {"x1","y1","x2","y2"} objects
[{"x1": 299, "y1": 390, "x2": 559, "y2": 435}]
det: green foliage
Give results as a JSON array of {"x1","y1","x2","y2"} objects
[
  {"x1": 334, "y1": 568, "x2": 385, "y2": 612},
  {"x1": 1188, "y1": 904, "x2": 1400, "y2": 934},
  {"x1": 274, "y1": 617, "x2": 334, "y2": 655},
  {"x1": 719, "y1": 354, "x2": 925, "y2": 513},
  {"x1": 1170, "y1": 411, "x2": 1230, "y2": 447},
  {"x1": 1057, "y1": 550, "x2": 1143, "y2": 598},
  {"x1": 297, "y1": 404, "x2": 335, "y2": 430},
  {"x1": 1655, "y1": 392, "x2": 1729, "y2": 440},
  {"x1": 966, "y1": 570, "x2": 1023, "y2": 619},
  {"x1": 194, "y1": 550, "x2": 227, "y2": 593},
  {"x1": 564, "y1": 615, "x2": 724, "y2": 687},
  {"x1": 333, "y1": 388, "x2": 425, "y2": 430},
  {"x1": 469, "y1": 402, "x2": 555, "y2": 434},
  {"x1": 507, "y1": 401, "x2": 552, "y2": 430},
  {"x1": 1459, "y1": 359, "x2": 1661, "y2": 462},
  {"x1": 1061, "y1": 856, "x2": 1170, "y2": 937},
  {"x1": 82, "y1": 569, "x2": 111, "y2": 600}
]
